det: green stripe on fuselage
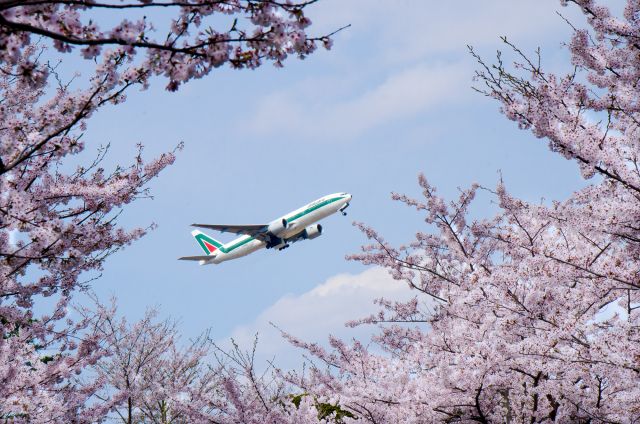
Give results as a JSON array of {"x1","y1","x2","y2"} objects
[
  {"x1": 285, "y1": 196, "x2": 342, "y2": 224},
  {"x1": 222, "y1": 196, "x2": 344, "y2": 253},
  {"x1": 223, "y1": 235, "x2": 254, "y2": 252}
]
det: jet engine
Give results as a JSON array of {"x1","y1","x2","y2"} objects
[
  {"x1": 303, "y1": 224, "x2": 323, "y2": 240},
  {"x1": 267, "y1": 218, "x2": 288, "y2": 235}
]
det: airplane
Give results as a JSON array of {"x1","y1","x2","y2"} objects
[{"x1": 179, "y1": 192, "x2": 352, "y2": 265}]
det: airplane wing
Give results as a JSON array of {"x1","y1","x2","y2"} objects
[
  {"x1": 178, "y1": 255, "x2": 215, "y2": 261},
  {"x1": 191, "y1": 223, "x2": 268, "y2": 237}
]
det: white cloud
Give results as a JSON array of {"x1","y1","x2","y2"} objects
[
  {"x1": 222, "y1": 267, "x2": 419, "y2": 369},
  {"x1": 247, "y1": 62, "x2": 469, "y2": 141},
  {"x1": 242, "y1": 1, "x2": 589, "y2": 143},
  {"x1": 308, "y1": 0, "x2": 585, "y2": 64}
]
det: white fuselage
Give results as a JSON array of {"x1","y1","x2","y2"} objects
[{"x1": 206, "y1": 193, "x2": 351, "y2": 264}]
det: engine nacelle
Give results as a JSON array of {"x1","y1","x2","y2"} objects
[
  {"x1": 267, "y1": 218, "x2": 288, "y2": 235},
  {"x1": 303, "y1": 224, "x2": 323, "y2": 240}
]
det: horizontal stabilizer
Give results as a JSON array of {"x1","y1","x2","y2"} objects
[{"x1": 178, "y1": 255, "x2": 215, "y2": 261}]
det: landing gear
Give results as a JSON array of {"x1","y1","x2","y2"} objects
[
  {"x1": 339, "y1": 203, "x2": 350, "y2": 216},
  {"x1": 277, "y1": 244, "x2": 290, "y2": 251},
  {"x1": 265, "y1": 236, "x2": 283, "y2": 249}
]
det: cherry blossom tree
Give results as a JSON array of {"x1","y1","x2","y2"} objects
[
  {"x1": 0, "y1": 46, "x2": 176, "y2": 422},
  {"x1": 91, "y1": 307, "x2": 220, "y2": 423},
  {"x1": 0, "y1": 0, "x2": 337, "y2": 91},
  {"x1": 89, "y1": 305, "x2": 347, "y2": 423},
  {"x1": 284, "y1": 1, "x2": 640, "y2": 422},
  {"x1": 0, "y1": 1, "x2": 333, "y2": 421}
]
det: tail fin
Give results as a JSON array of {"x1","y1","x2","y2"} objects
[{"x1": 191, "y1": 230, "x2": 223, "y2": 255}]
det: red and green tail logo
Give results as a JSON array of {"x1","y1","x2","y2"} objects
[{"x1": 192, "y1": 231, "x2": 223, "y2": 255}]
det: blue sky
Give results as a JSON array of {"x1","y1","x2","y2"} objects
[{"x1": 66, "y1": 1, "x2": 597, "y2": 367}]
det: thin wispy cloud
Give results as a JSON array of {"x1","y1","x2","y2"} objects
[
  {"x1": 246, "y1": 62, "x2": 469, "y2": 141},
  {"x1": 240, "y1": 1, "x2": 586, "y2": 143},
  {"x1": 309, "y1": 0, "x2": 582, "y2": 57}
]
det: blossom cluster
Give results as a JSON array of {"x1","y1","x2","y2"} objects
[
  {"x1": 0, "y1": 47, "x2": 178, "y2": 421},
  {"x1": 0, "y1": 1, "x2": 329, "y2": 421},
  {"x1": 282, "y1": 1, "x2": 640, "y2": 421},
  {"x1": 0, "y1": 0, "x2": 332, "y2": 90}
]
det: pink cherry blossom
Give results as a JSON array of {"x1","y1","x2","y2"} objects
[
  {"x1": 283, "y1": 1, "x2": 640, "y2": 422},
  {"x1": 0, "y1": 2, "x2": 332, "y2": 421},
  {"x1": 0, "y1": 1, "x2": 337, "y2": 91}
]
